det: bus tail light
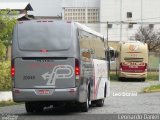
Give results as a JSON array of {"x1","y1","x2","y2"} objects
[
  {"x1": 120, "y1": 63, "x2": 122, "y2": 71},
  {"x1": 40, "y1": 49, "x2": 48, "y2": 53},
  {"x1": 75, "y1": 59, "x2": 80, "y2": 79},
  {"x1": 11, "y1": 64, "x2": 15, "y2": 78},
  {"x1": 144, "y1": 63, "x2": 147, "y2": 71}
]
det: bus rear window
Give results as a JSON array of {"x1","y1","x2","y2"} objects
[
  {"x1": 17, "y1": 22, "x2": 72, "y2": 51},
  {"x1": 124, "y1": 57, "x2": 143, "y2": 62}
]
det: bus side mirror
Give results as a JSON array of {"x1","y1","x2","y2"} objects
[
  {"x1": 110, "y1": 50, "x2": 115, "y2": 59},
  {"x1": 105, "y1": 50, "x2": 110, "y2": 61},
  {"x1": 115, "y1": 51, "x2": 119, "y2": 58},
  {"x1": 105, "y1": 49, "x2": 118, "y2": 61}
]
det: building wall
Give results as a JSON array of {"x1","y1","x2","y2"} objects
[
  {"x1": 100, "y1": 0, "x2": 160, "y2": 41},
  {"x1": 62, "y1": 0, "x2": 101, "y2": 32},
  {"x1": 62, "y1": 0, "x2": 100, "y2": 8},
  {"x1": 2, "y1": 0, "x2": 160, "y2": 41}
]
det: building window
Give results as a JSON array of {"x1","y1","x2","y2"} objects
[
  {"x1": 128, "y1": 24, "x2": 133, "y2": 28},
  {"x1": 149, "y1": 24, "x2": 154, "y2": 29},
  {"x1": 127, "y1": 12, "x2": 132, "y2": 18},
  {"x1": 108, "y1": 24, "x2": 113, "y2": 28},
  {"x1": 64, "y1": 7, "x2": 99, "y2": 23}
]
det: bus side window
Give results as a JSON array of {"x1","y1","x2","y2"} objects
[
  {"x1": 90, "y1": 48, "x2": 96, "y2": 58},
  {"x1": 110, "y1": 50, "x2": 115, "y2": 61},
  {"x1": 81, "y1": 49, "x2": 91, "y2": 62},
  {"x1": 82, "y1": 51, "x2": 90, "y2": 58},
  {"x1": 105, "y1": 49, "x2": 118, "y2": 61}
]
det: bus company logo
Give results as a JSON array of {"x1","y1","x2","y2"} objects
[
  {"x1": 129, "y1": 44, "x2": 139, "y2": 51},
  {"x1": 41, "y1": 65, "x2": 74, "y2": 86}
]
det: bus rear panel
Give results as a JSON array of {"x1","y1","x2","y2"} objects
[
  {"x1": 12, "y1": 21, "x2": 79, "y2": 101},
  {"x1": 12, "y1": 20, "x2": 109, "y2": 112},
  {"x1": 118, "y1": 41, "x2": 148, "y2": 81}
]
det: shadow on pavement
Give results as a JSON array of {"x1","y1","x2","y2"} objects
[
  {"x1": 17, "y1": 104, "x2": 98, "y2": 116},
  {"x1": 119, "y1": 78, "x2": 145, "y2": 82}
]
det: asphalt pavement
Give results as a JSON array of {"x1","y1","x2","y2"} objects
[{"x1": 0, "y1": 81, "x2": 160, "y2": 120}]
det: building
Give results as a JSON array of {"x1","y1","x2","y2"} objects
[
  {"x1": 62, "y1": 0, "x2": 100, "y2": 33},
  {"x1": 62, "y1": 0, "x2": 160, "y2": 41},
  {"x1": 0, "y1": 2, "x2": 33, "y2": 20},
  {"x1": 1, "y1": 0, "x2": 160, "y2": 41},
  {"x1": 100, "y1": 0, "x2": 160, "y2": 41},
  {"x1": 62, "y1": 0, "x2": 100, "y2": 23}
]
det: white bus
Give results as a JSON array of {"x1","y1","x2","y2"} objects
[
  {"x1": 116, "y1": 41, "x2": 148, "y2": 81},
  {"x1": 11, "y1": 20, "x2": 111, "y2": 112}
]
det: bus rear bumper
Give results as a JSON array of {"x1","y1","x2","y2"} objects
[
  {"x1": 12, "y1": 87, "x2": 79, "y2": 102},
  {"x1": 119, "y1": 72, "x2": 147, "y2": 78}
]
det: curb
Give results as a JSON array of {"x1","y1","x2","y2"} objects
[
  {"x1": 0, "y1": 91, "x2": 12, "y2": 101},
  {"x1": 143, "y1": 89, "x2": 160, "y2": 93}
]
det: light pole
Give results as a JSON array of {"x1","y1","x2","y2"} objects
[
  {"x1": 141, "y1": 0, "x2": 143, "y2": 24},
  {"x1": 120, "y1": 0, "x2": 122, "y2": 42},
  {"x1": 85, "y1": 0, "x2": 88, "y2": 25}
]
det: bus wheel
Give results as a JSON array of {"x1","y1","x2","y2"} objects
[
  {"x1": 96, "y1": 99, "x2": 104, "y2": 107},
  {"x1": 118, "y1": 77, "x2": 122, "y2": 81},
  {"x1": 25, "y1": 102, "x2": 43, "y2": 113},
  {"x1": 80, "y1": 91, "x2": 89, "y2": 112},
  {"x1": 34, "y1": 106, "x2": 43, "y2": 113},
  {"x1": 25, "y1": 102, "x2": 34, "y2": 113},
  {"x1": 118, "y1": 77, "x2": 123, "y2": 81},
  {"x1": 141, "y1": 78, "x2": 145, "y2": 82}
]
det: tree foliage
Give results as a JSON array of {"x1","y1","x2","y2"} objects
[
  {"x1": 0, "y1": 42, "x2": 6, "y2": 60},
  {"x1": 0, "y1": 10, "x2": 17, "y2": 60},
  {"x1": 134, "y1": 26, "x2": 160, "y2": 52},
  {"x1": 0, "y1": 61, "x2": 11, "y2": 91}
]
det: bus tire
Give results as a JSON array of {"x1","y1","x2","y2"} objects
[
  {"x1": 141, "y1": 78, "x2": 145, "y2": 82},
  {"x1": 34, "y1": 106, "x2": 43, "y2": 113},
  {"x1": 96, "y1": 99, "x2": 104, "y2": 107},
  {"x1": 80, "y1": 97, "x2": 89, "y2": 112},
  {"x1": 118, "y1": 77, "x2": 123, "y2": 81},
  {"x1": 80, "y1": 89, "x2": 90, "y2": 112},
  {"x1": 25, "y1": 102, "x2": 34, "y2": 113},
  {"x1": 25, "y1": 102, "x2": 43, "y2": 113},
  {"x1": 104, "y1": 84, "x2": 107, "y2": 98}
]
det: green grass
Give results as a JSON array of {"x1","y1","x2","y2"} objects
[
  {"x1": 148, "y1": 54, "x2": 159, "y2": 70},
  {"x1": 110, "y1": 72, "x2": 118, "y2": 81},
  {"x1": 0, "y1": 100, "x2": 18, "y2": 107},
  {"x1": 143, "y1": 84, "x2": 160, "y2": 93},
  {"x1": 147, "y1": 72, "x2": 159, "y2": 81}
]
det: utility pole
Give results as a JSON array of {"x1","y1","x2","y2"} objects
[
  {"x1": 85, "y1": 0, "x2": 88, "y2": 25},
  {"x1": 141, "y1": 0, "x2": 143, "y2": 24},
  {"x1": 106, "y1": 21, "x2": 111, "y2": 95},
  {"x1": 141, "y1": 0, "x2": 143, "y2": 42},
  {"x1": 120, "y1": 0, "x2": 122, "y2": 42},
  {"x1": 107, "y1": 22, "x2": 109, "y2": 49}
]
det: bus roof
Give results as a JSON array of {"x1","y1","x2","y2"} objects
[
  {"x1": 120, "y1": 40, "x2": 146, "y2": 45},
  {"x1": 75, "y1": 22, "x2": 104, "y2": 39}
]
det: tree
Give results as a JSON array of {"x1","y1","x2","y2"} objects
[
  {"x1": 0, "y1": 42, "x2": 6, "y2": 60},
  {"x1": 0, "y1": 10, "x2": 17, "y2": 60},
  {"x1": 134, "y1": 26, "x2": 160, "y2": 52}
]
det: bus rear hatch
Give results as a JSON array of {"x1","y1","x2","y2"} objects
[{"x1": 13, "y1": 57, "x2": 76, "y2": 89}]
